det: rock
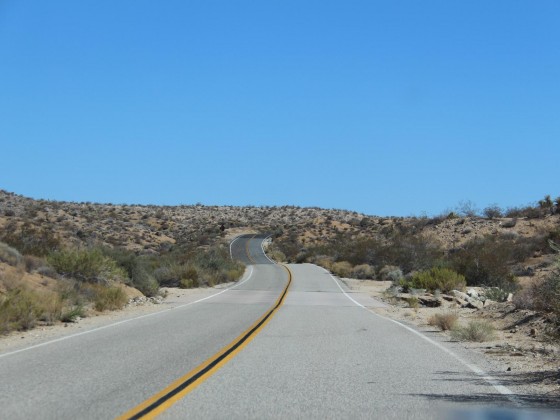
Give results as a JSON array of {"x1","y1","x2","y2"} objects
[
  {"x1": 484, "y1": 299, "x2": 497, "y2": 307},
  {"x1": 463, "y1": 297, "x2": 484, "y2": 310},
  {"x1": 418, "y1": 295, "x2": 442, "y2": 307},
  {"x1": 506, "y1": 293, "x2": 513, "y2": 302},
  {"x1": 467, "y1": 288, "x2": 479, "y2": 298},
  {"x1": 441, "y1": 295, "x2": 455, "y2": 302},
  {"x1": 452, "y1": 290, "x2": 470, "y2": 301},
  {"x1": 530, "y1": 328, "x2": 537, "y2": 337}
]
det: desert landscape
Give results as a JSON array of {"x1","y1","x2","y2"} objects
[{"x1": 1, "y1": 189, "x2": 559, "y2": 404}]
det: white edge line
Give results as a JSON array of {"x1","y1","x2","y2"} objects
[
  {"x1": 261, "y1": 234, "x2": 276, "y2": 264},
  {"x1": 229, "y1": 235, "x2": 242, "y2": 260},
  {"x1": 320, "y1": 266, "x2": 522, "y2": 406},
  {"x1": 0, "y1": 266, "x2": 255, "y2": 360}
]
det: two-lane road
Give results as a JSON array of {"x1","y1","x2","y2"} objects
[{"x1": 1, "y1": 235, "x2": 532, "y2": 418}]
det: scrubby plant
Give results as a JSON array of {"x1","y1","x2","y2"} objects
[
  {"x1": 428, "y1": 312, "x2": 459, "y2": 331},
  {"x1": 1, "y1": 222, "x2": 61, "y2": 257},
  {"x1": 483, "y1": 287, "x2": 509, "y2": 303},
  {"x1": 48, "y1": 248, "x2": 127, "y2": 284},
  {"x1": 0, "y1": 241, "x2": 22, "y2": 266},
  {"x1": 331, "y1": 261, "x2": 353, "y2": 278},
  {"x1": 450, "y1": 235, "x2": 519, "y2": 290},
  {"x1": 60, "y1": 305, "x2": 85, "y2": 323},
  {"x1": 379, "y1": 265, "x2": 403, "y2": 282},
  {"x1": 91, "y1": 285, "x2": 128, "y2": 311},
  {"x1": 401, "y1": 267, "x2": 466, "y2": 293},
  {"x1": 0, "y1": 288, "x2": 44, "y2": 332},
  {"x1": 351, "y1": 264, "x2": 375, "y2": 279},
  {"x1": 451, "y1": 320, "x2": 496, "y2": 342},
  {"x1": 483, "y1": 205, "x2": 503, "y2": 219}
]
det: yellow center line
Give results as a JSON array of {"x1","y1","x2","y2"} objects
[
  {"x1": 245, "y1": 234, "x2": 257, "y2": 264},
  {"x1": 116, "y1": 264, "x2": 292, "y2": 420}
]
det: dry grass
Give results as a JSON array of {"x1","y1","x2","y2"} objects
[
  {"x1": 428, "y1": 312, "x2": 459, "y2": 331},
  {"x1": 451, "y1": 320, "x2": 496, "y2": 342}
]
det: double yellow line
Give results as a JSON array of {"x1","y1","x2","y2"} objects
[{"x1": 117, "y1": 263, "x2": 292, "y2": 419}]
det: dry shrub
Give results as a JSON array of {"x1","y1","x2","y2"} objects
[
  {"x1": 402, "y1": 267, "x2": 466, "y2": 293},
  {"x1": 379, "y1": 265, "x2": 403, "y2": 282},
  {"x1": 428, "y1": 312, "x2": 459, "y2": 331},
  {"x1": 331, "y1": 261, "x2": 353, "y2": 278},
  {"x1": 451, "y1": 320, "x2": 496, "y2": 342},
  {"x1": 91, "y1": 285, "x2": 128, "y2": 311},
  {"x1": 352, "y1": 264, "x2": 375, "y2": 279},
  {"x1": 0, "y1": 242, "x2": 22, "y2": 266},
  {"x1": 0, "y1": 288, "x2": 43, "y2": 332}
]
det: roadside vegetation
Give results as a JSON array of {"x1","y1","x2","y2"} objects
[
  {"x1": 0, "y1": 237, "x2": 244, "y2": 334},
  {"x1": 1, "y1": 189, "x2": 559, "y2": 340},
  {"x1": 269, "y1": 194, "x2": 560, "y2": 339}
]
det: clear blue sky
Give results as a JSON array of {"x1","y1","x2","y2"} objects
[{"x1": 1, "y1": 1, "x2": 558, "y2": 216}]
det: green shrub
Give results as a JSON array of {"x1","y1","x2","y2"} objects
[
  {"x1": 484, "y1": 287, "x2": 509, "y2": 302},
  {"x1": 48, "y1": 249, "x2": 127, "y2": 284},
  {"x1": 451, "y1": 320, "x2": 496, "y2": 342},
  {"x1": 60, "y1": 305, "x2": 85, "y2": 322},
  {"x1": 402, "y1": 267, "x2": 466, "y2": 293}
]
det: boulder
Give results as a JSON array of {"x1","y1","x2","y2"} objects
[
  {"x1": 452, "y1": 290, "x2": 470, "y2": 301},
  {"x1": 463, "y1": 297, "x2": 484, "y2": 310},
  {"x1": 418, "y1": 295, "x2": 442, "y2": 307},
  {"x1": 467, "y1": 288, "x2": 479, "y2": 298}
]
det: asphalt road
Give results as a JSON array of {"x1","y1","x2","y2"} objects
[
  {"x1": 0, "y1": 235, "x2": 287, "y2": 419},
  {"x1": 0, "y1": 235, "x2": 536, "y2": 419}
]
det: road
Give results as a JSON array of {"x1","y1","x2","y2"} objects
[{"x1": 0, "y1": 235, "x2": 529, "y2": 419}]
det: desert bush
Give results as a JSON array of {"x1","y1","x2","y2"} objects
[
  {"x1": 352, "y1": 264, "x2": 375, "y2": 279},
  {"x1": 91, "y1": 285, "x2": 128, "y2": 311},
  {"x1": 191, "y1": 245, "x2": 245, "y2": 286},
  {"x1": 0, "y1": 241, "x2": 22, "y2": 266},
  {"x1": 451, "y1": 320, "x2": 496, "y2": 342},
  {"x1": 60, "y1": 305, "x2": 85, "y2": 322},
  {"x1": 23, "y1": 255, "x2": 49, "y2": 273},
  {"x1": 98, "y1": 247, "x2": 159, "y2": 296},
  {"x1": 428, "y1": 312, "x2": 459, "y2": 331},
  {"x1": 505, "y1": 205, "x2": 543, "y2": 219},
  {"x1": 48, "y1": 248, "x2": 127, "y2": 284},
  {"x1": 1, "y1": 222, "x2": 61, "y2": 257},
  {"x1": 450, "y1": 235, "x2": 518, "y2": 290},
  {"x1": 379, "y1": 265, "x2": 403, "y2": 282},
  {"x1": 380, "y1": 234, "x2": 443, "y2": 274},
  {"x1": 484, "y1": 287, "x2": 509, "y2": 303},
  {"x1": 331, "y1": 261, "x2": 353, "y2": 278},
  {"x1": 512, "y1": 287, "x2": 535, "y2": 310},
  {"x1": 0, "y1": 288, "x2": 44, "y2": 333},
  {"x1": 530, "y1": 245, "x2": 560, "y2": 318},
  {"x1": 267, "y1": 248, "x2": 286, "y2": 263},
  {"x1": 483, "y1": 205, "x2": 503, "y2": 219},
  {"x1": 401, "y1": 267, "x2": 466, "y2": 293}
]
